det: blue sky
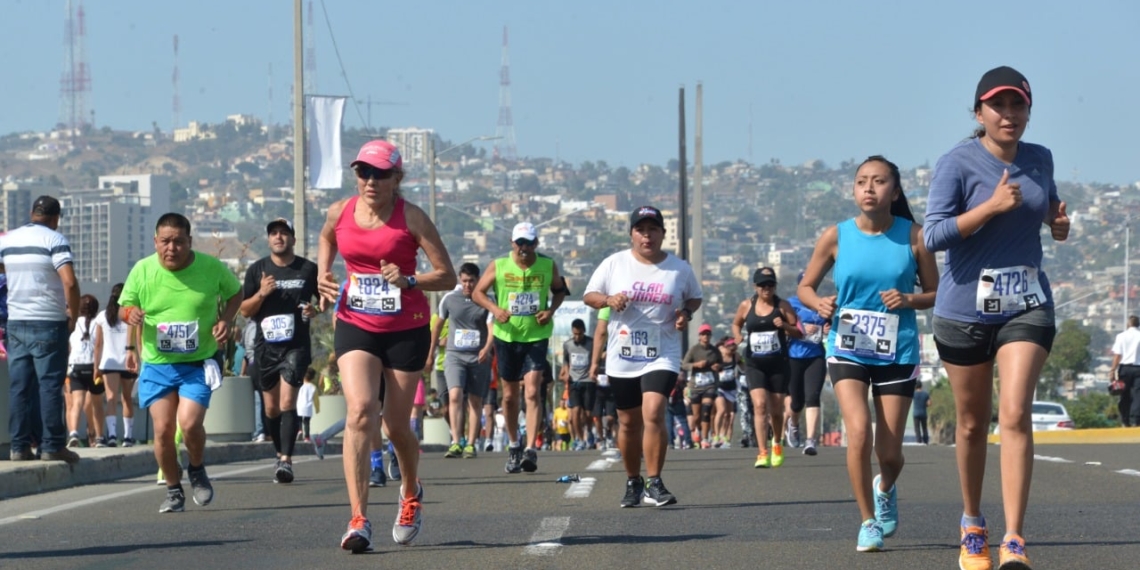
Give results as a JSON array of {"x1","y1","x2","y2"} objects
[{"x1": 2, "y1": 0, "x2": 1138, "y2": 184}]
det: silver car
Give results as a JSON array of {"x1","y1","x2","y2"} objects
[{"x1": 1030, "y1": 401, "x2": 1075, "y2": 431}]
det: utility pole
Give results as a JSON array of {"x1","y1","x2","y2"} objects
[
  {"x1": 690, "y1": 81, "x2": 705, "y2": 346},
  {"x1": 677, "y1": 86, "x2": 689, "y2": 354},
  {"x1": 292, "y1": 0, "x2": 306, "y2": 256}
]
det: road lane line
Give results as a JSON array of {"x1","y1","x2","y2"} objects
[
  {"x1": 0, "y1": 458, "x2": 314, "y2": 527},
  {"x1": 1116, "y1": 469, "x2": 1140, "y2": 477},
  {"x1": 1033, "y1": 455, "x2": 1072, "y2": 463},
  {"x1": 564, "y1": 477, "x2": 597, "y2": 499},
  {"x1": 523, "y1": 516, "x2": 571, "y2": 556}
]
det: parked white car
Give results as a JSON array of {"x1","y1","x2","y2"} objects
[{"x1": 994, "y1": 401, "x2": 1075, "y2": 435}]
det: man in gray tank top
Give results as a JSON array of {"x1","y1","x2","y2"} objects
[
  {"x1": 561, "y1": 319, "x2": 595, "y2": 450},
  {"x1": 428, "y1": 263, "x2": 493, "y2": 458}
]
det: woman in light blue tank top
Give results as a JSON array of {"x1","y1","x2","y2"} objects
[{"x1": 798, "y1": 156, "x2": 940, "y2": 553}]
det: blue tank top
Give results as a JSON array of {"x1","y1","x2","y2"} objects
[
  {"x1": 825, "y1": 217, "x2": 920, "y2": 365},
  {"x1": 788, "y1": 296, "x2": 826, "y2": 359}
]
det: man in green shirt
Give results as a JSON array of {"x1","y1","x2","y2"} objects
[
  {"x1": 473, "y1": 222, "x2": 566, "y2": 474},
  {"x1": 121, "y1": 213, "x2": 242, "y2": 514}
]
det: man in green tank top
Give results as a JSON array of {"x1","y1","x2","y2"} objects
[{"x1": 473, "y1": 222, "x2": 567, "y2": 474}]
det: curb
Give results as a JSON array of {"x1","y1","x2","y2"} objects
[
  {"x1": 0, "y1": 440, "x2": 448, "y2": 500},
  {"x1": 987, "y1": 427, "x2": 1140, "y2": 445}
]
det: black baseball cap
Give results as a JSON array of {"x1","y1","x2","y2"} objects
[
  {"x1": 32, "y1": 195, "x2": 61, "y2": 217},
  {"x1": 629, "y1": 206, "x2": 664, "y2": 229},
  {"x1": 975, "y1": 66, "x2": 1032, "y2": 107},
  {"x1": 753, "y1": 266, "x2": 777, "y2": 286},
  {"x1": 266, "y1": 217, "x2": 295, "y2": 235}
]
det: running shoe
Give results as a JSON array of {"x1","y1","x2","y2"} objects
[
  {"x1": 340, "y1": 515, "x2": 372, "y2": 553},
  {"x1": 159, "y1": 487, "x2": 185, "y2": 513},
  {"x1": 122, "y1": 438, "x2": 135, "y2": 448},
  {"x1": 275, "y1": 460, "x2": 295, "y2": 484},
  {"x1": 803, "y1": 438, "x2": 818, "y2": 456},
  {"x1": 187, "y1": 465, "x2": 214, "y2": 506},
  {"x1": 740, "y1": 437, "x2": 750, "y2": 448},
  {"x1": 787, "y1": 420, "x2": 801, "y2": 448},
  {"x1": 484, "y1": 440, "x2": 494, "y2": 452},
  {"x1": 369, "y1": 465, "x2": 387, "y2": 487},
  {"x1": 462, "y1": 444, "x2": 477, "y2": 459},
  {"x1": 312, "y1": 435, "x2": 326, "y2": 460},
  {"x1": 873, "y1": 474, "x2": 898, "y2": 537},
  {"x1": 959, "y1": 521, "x2": 992, "y2": 570},
  {"x1": 94, "y1": 437, "x2": 109, "y2": 448},
  {"x1": 106, "y1": 435, "x2": 118, "y2": 448},
  {"x1": 505, "y1": 445, "x2": 523, "y2": 473},
  {"x1": 445, "y1": 443, "x2": 462, "y2": 458},
  {"x1": 700, "y1": 440, "x2": 711, "y2": 449},
  {"x1": 771, "y1": 443, "x2": 785, "y2": 467},
  {"x1": 387, "y1": 448, "x2": 401, "y2": 481},
  {"x1": 392, "y1": 483, "x2": 424, "y2": 545},
  {"x1": 620, "y1": 477, "x2": 644, "y2": 508},
  {"x1": 856, "y1": 519, "x2": 884, "y2": 552},
  {"x1": 642, "y1": 477, "x2": 678, "y2": 507},
  {"x1": 67, "y1": 433, "x2": 81, "y2": 448},
  {"x1": 754, "y1": 450, "x2": 770, "y2": 468},
  {"x1": 521, "y1": 447, "x2": 539, "y2": 472},
  {"x1": 720, "y1": 441, "x2": 732, "y2": 449},
  {"x1": 998, "y1": 535, "x2": 1031, "y2": 570}
]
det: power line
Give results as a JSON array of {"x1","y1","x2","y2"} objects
[{"x1": 317, "y1": 0, "x2": 369, "y2": 133}]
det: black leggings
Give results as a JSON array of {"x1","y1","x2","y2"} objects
[{"x1": 788, "y1": 356, "x2": 826, "y2": 413}]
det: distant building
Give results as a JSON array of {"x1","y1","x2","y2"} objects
[
  {"x1": 173, "y1": 121, "x2": 217, "y2": 143},
  {"x1": 0, "y1": 181, "x2": 48, "y2": 232},
  {"x1": 386, "y1": 127, "x2": 435, "y2": 168},
  {"x1": 59, "y1": 174, "x2": 171, "y2": 299}
]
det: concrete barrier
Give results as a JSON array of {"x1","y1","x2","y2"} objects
[
  {"x1": 988, "y1": 426, "x2": 1140, "y2": 445},
  {"x1": 202, "y1": 376, "x2": 254, "y2": 442},
  {"x1": 423, "y1": 417, "x2": 450, "y2": 446},
  {"x1": 0, "y1": 364, "x2": 8, "y2": 451},
  {"x1": 310, "y1": 394, "x2": 346, "y2": 438}
]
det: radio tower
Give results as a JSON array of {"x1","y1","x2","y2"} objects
[
  {"x1": 59, "y1": 0, "x2": 92, "y2": 137},
  {"x1": 267, "y1": 63, "x2": 275, "y2": 142},
  {"x1": 494, "y1": 26, "x2": 517, "y2": 161},
  {"x1": 172, "y1": 35, "x2": 181, "y2": 134},
  {"x1": 304, "y1": 0, "x2": 317, "y2": 95}
]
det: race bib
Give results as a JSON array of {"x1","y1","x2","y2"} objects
[
  {"x1": 693, "y1": 371, "x2": 716, "y2": 387},
  {"x1": 347, "y1": 273, "x2": 401, "y2": 315},
  {"x1": 835, "y1": 309, "x2": 899, "y2": 361},
  {"x1": 976, "y1": 266, "x2": 1044, "y2": 320},
  {"x1": 508, "y1": 291, "x2": 540, "y2": 316},
  {"x1": 260, "y1": 314, "x2": 295, "y2": 343},
  {"x1": 157, "y1": 321, "x2": 199, "y2": 354},
  {"x1": 720, "y1": 366, "x2": 738, "y2": 384},
  {"x1": 617, "y1": 326, "x2": 660, "y2": 362},
  {"x1": 453, "y1": 329, "x2": 481, "y2": 350},
  {"x1": 569, "y1": 352, "x2": 589, "y2": 369},
  {"x1": 749, "y1": 331, "x2": 781, "y2": 357},
  {"x1": 802, "y1": 323, "x2": 824, "y2": 344},
  {"x1": 597, "y1": 374, "x2": 609, "y2": 387}
]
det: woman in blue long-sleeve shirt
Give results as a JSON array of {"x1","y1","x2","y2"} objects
[{"x1": 923, "y1": 66, "x2": 1070, "y2": 570}]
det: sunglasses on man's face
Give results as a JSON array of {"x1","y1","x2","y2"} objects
[
  {"x1": 355, "y1": 165, "x2": 396, "y2": 181},
  {"x1": 514, "y1": 239, "x2": 537, "y2": 248}
]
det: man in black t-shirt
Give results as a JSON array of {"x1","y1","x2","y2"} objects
[{"x1": 240, "y1": 218, "x2": 319, "y2": 484}]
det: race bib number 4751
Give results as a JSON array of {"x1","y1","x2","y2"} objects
[{"x1": 157, "y1": 321, "x2": 199, "y2": 354}]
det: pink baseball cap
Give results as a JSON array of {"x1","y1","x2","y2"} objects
[
  {"x1": 698, "y1": 324, "x2": 712, "y2": 334},
  {"x1": 351, "y1": 140, "x2": 403, "y2": 170}
]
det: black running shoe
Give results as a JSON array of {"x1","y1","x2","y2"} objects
[
  {"x1": 505, "y1": 446, "x2": 523, "y2": 474},
  {"x1": 387, "y1": 449, "x2": 401, "y2": 481},
  {"x1": 275, "y1": 460, "x2": 295, "y2": 484},
  {"x1": 620, "y1": 477, "x2": 644, "y2": 508},
  {"x1": 159, "y1": 487, "x2": 185, "y2": 513},
  {"x1": 521, "y1": 447, "x2": 538, "y2": 472},
  {"x1": 369, "y1": 465, "x2": 387, "y2": 487},
  {"x1": 643, "y1": 476, "x2": 677, "y2": 507},
  {"x1": 187, "y1": 466, "x2": 214, "y2": 506}
]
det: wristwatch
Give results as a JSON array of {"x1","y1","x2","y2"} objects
[{"x1": 405, "y1": 275, "x2": 418, "y2": 289}]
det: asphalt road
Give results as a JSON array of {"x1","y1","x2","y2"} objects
[{"x1": 1, "y1": 442, "x2": 1138, "y2": 569}]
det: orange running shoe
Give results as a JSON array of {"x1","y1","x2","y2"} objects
[
  {"x1": 998, "y1": 534, "x2": 1031, "y2": 570},
  {"x1": 959, "y1": 523, "x2": 992, "y2": 570}
]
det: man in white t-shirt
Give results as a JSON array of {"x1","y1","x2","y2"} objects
[
  {"x1": 1111, "y1": 315, "x2": 1140, "y2": 426},
  {"x1": 0, "y1": 196, "x2": 81, "y2": 463},
  {"x1": 583, "y1": 206, "x2": 702, "y2": 509}
]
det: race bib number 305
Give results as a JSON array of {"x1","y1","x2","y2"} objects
[
  {"x1": 157, "y1": 321, "x2": 199, "y2": 354},
  {"x1": 261, "y1": 314, "x2": 295, "y2": 343},
  {"x1": 835, "y1": 309, "x2": 898, "y2": 361},
  {"x1": 976, "y1": 266, "x2": 1044, "y2": 320},
  {"x1": 347, "y1": 273, "x2": 401, "y2": 315},
  {"x1": 617, "y1": 326, "x2": 660, "y2": 362}
]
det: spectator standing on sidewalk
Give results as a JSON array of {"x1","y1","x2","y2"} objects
[
  {"x1": 1, "y1": 195, "x2": 80, "y2": 463},
  {"x1": 1110, "y1": 316, "x2": 1140, "y2": 427}
]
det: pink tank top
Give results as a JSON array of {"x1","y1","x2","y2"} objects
[{"x1": 334, "y1": 196, "x2": 430, "y2": 333}]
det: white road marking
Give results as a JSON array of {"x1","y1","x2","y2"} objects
[
  {"x1": 585, "y1": 460, "x2": 610, "y2": 471},
  {"x1": 564, "y1": 477, "x2": 597, "y2": 499},
  {"x1": 1033, "y1": 455, "x2": 1072, "y2": 463},
  {"x1": 1116, "y1": 469, "x2": 1140, "y2": 477},
  {"x1": 523, "y1": 516, "x2": 571, "y2": 556},
  {"x1": 0, "y1": 458, "x2": 313, "y2": 527}
]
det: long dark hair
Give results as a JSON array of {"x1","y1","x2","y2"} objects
[
  {"x1": 105, "y1": 283, "x2": 124, "y2": 327},
  {"x1": 79, "y1": 294, "x2": 99, "y2": 341},
  {"x1": 859, "y1": 155, "x2": 914, "y2": 222}
]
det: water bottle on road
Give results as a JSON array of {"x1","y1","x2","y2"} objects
[{"x1": 556, "y1": 474, "x2": 580, "y2": 483}]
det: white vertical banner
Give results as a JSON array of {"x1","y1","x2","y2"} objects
[{"x1": 306, "y1": 95, "x2": 346, "y2": 189}]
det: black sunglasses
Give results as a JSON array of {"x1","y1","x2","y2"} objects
[
  {"x1": 355, "y1": 165, "x2": 396, "y2": 180},
  {"x1": 514, "y1": 238, "x2": 537, "y2": 248}
]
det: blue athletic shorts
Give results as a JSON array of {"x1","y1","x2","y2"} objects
[{"x1": 138, "y1": 362, "x2": 212, "y2": 409}]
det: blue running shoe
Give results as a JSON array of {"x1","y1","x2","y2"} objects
[
  {"x1": 856, "y1": 519, "x2": 884, "y2": 552},
  {"x1": 873, "y1": 474, "x2": 898, "y2": 538}
]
